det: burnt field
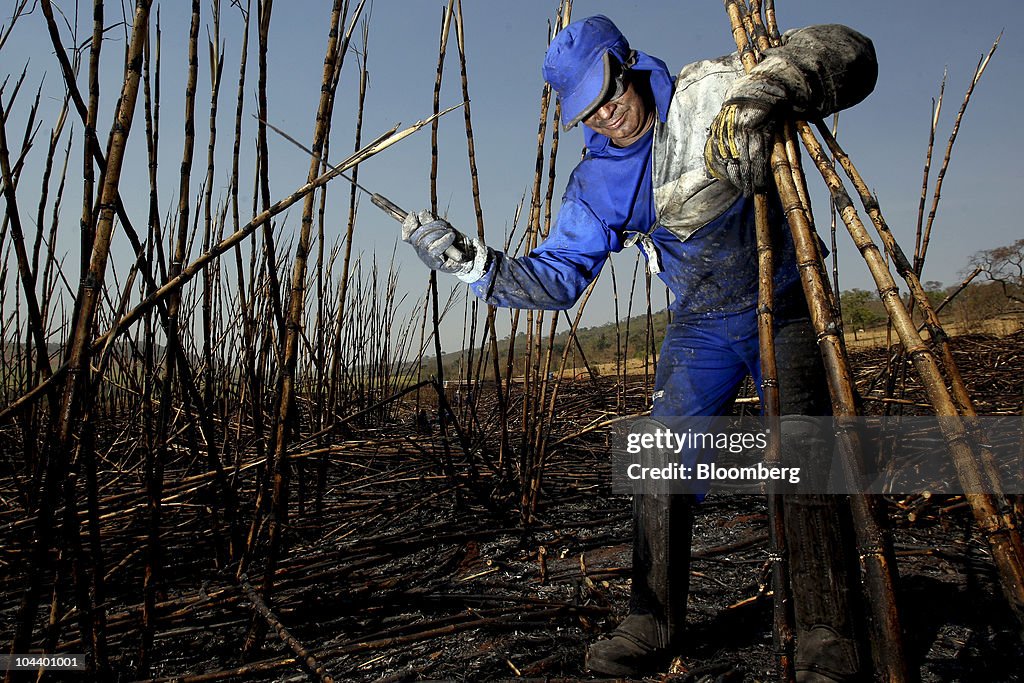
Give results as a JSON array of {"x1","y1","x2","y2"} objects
[
  {"x1": 1, "y1": 331, "x2": 1021, "y2": 682},
  {"x1": 3, "y1": 0, "x2": 1022, "y2": 680}
]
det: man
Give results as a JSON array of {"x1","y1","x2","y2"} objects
[{"x1": 402, "y1": 15, "x2": 877, "y2": 680}]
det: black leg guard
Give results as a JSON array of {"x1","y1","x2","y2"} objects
[
  {"x1": 784, "y1": 494, "x2": 863, "y2": 682},
  {"x1": 586, "y1": 492, "x2": 695, "y2": 677},
  {"x1": 774, "y1": 321, "x2": 865, "y2": 681}
]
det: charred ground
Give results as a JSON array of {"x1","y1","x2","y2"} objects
[{"x1": 1, "y1": 332, "x2": 1022, "y2": 682}]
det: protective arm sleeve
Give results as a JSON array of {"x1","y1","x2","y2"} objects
[
  {"x1": 738, "y1": 24, "x2": 878, "y2": 118},
  {"x1": 468, "y1": 199, "x2": 618, "y2": 310}
]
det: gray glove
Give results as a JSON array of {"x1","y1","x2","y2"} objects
[
  {"x1": 402, "y1": 210, "x2": 489, "y2": 283},
  {"x1": 703, "y1": 76, "x2": 787, "y2": 197}
]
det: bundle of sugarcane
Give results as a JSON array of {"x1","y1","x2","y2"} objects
[{"x1": 721, "y1": 0, "x2": 1024, "y2": 680}]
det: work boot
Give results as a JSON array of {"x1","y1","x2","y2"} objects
[
  {"x1": 586, "y1": 492, "x2": 695, "y2": 676},
  {"x1": 785, "y1": 494, "x2": 864, "y2": 682}
]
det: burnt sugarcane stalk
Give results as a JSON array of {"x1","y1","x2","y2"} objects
[
  {"x1": 916, "y1": 39, "x2": 999, "y2": 273},
  {"x1": 426, "y1": 0, "x2": 461, "y2": 499},
  {"x1": 722, "y1": 2, "x2": 912, "y2": 680},
  {"x1": 796, "y1": 121, "x2": 1024, "y2": 633},
  {"x1": 240, "y1": 575, "x2": 335, "y2": 683},
  {"x1": 742, "y1": 4, "x2": 794, "y2": 679},
  {"x1": 6, "y1": 2, "x2": 154, "y2": 676},
  {"x1": 519, "y1": 3, "x2": 570, "y2": 521},
  {"x1": 327, "y1": 18, "x2": 369, "y2": 421},
  {"x1": 254, "y1": 0, "x2": 285, "y2": 335},
  {"x1": 0, "y1": 110, "x2": 455, "y2": 426},
  {"x1": 527, "y1": 3, "x2": 574, "y2": 518},
  {"x1": 913, "y1": 77, "x2": 943, "y2": 272},
  {"x1": 756, "y1": 193, "x2": 796, "y2": 682},
  {"x1": 243, "y1": 0, "x2": 357, "y2": 656},
  {"x1": 770, "y1": 13, "x2": 1021, "y2": 629},
  {"x1": 0, "y1": 100, "x2": 55, "y2": 400},
  {"x1": 453, "y1": 0, "x2": 508, "y2": 470}
]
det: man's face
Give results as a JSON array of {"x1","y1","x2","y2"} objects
[{"x1": 582, "y1": 73, "x2": 652, "y2": 147}]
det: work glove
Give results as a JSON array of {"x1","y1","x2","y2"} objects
[
  {"x1": 402, "y1": 210, "x2": 489, "y2": 283},
  {"x1": 703, "y1": 75, "x2": 788, "y2": 197}
]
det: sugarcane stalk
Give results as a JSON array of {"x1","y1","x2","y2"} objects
[
  {"x1": 31, "y1": 80, "x2": 69, "y2": 301},
  {"x1": 917, "y1": 37, "x2": 999, "y2": 274},
  {"x1": 518, "y1": 6, "x2": 569, "y2": 521},
  {"x1": 424, "y1": 0, "x2": 462, "y2": 499},
  {"x1": 39, "y1": 138, "x2": 71, "y2": 344},
  {"x1": 827, "y1": 115, "x2": 842, "y2": 310},
  {"x1": 527, "y1": 7, "x2": 572, "y2": 517},
  {"x1": 430, "y1": 0, "x2": 455, "y2": 219},
  {"x1": 201, "y1": 0, "x2": 226, "y2": 422},
  {"x1": 743, "y1": 4, "x2": 795, "y2": 678},
  {"x1": 799, "y1": 120, "x2": 1024, "y2": 631},
  {"x1": 303, "y1": 1, "x2": 352, "y2": 519},
  {"x1": 320, "y1": 14, "x2": 367, "y2": 518},
  {"x1": 0, "y1": 110, "x2": 456, "y2": 426},
  {"x1": 6, "y1": 2, "x2": 154, "y2": 677},
  {"x1": 243, "y1": 0, "x2": 358, "y2": 656},
  {"x1": 755, "y1": 187, "x2": 795, "y2": 681},
  {"x1": 139, "y1": 14, "x2": 164, "y2": 673},
  {"x1": 79, "y1": 0, "x2": 103, "y2": 282},
  {"x1": 328, "y1": 15, "x2": 368, "y2": 419},
  {"x1": 254, "y1": 0, "x2": 285, "y2": 336},
  {"x1": 762, "y1": 0, "x2": 781, "y2": 44},
  {"x1": 913, "y1": 79, "x2": 943, "y2": 272},
  {"x1": 156, "y1": 0, "x2": 240, "y2": 564},
  {"x1": 240, "y1": 575, "x2": 336, "y2": 683},
  {"x1": 453, "y1": 0, "x2": 506, "y2": 469},
  {"x1": 0, "y1": 98, "x2": 54, "y2": 405},
  {"x1": 226, "y1": 0, "x2": 265, "y2": 489},
  {"x1": 0, "y1": 82, "x2": 50, "y2": 456},
  {"x1": 722, "y1": 3, "x2": 912, "y2": 679},
  {"x1": 163, "y1": 0, "x2": 200, "y2": 520}
]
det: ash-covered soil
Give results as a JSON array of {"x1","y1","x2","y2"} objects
[
  {"x1": 1, "y1": 333, "x2": 1022, "y2": 682},
  {"x1": 110, "y1": 486, "x2": 1024, "y2": 682}
]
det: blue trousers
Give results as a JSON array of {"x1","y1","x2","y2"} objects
[{"x1": 650, "y1": 305, "x2": 831, "y2": 470}]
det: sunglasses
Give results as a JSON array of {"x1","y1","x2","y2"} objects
[
  {"x1": 580, "y1": 61, "x2": 632, "y2": 125},
  {"x1": 602, "y1": 64, "x2": 630, "y2": 106}
]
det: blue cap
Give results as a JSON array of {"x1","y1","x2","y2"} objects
[{"x1": 543, "y1": 15, "x2": 632, "y2": 131}]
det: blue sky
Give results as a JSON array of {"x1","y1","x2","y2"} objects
[{"x1": 2, "y1": 1, "x2": 1021, "y2": 353}]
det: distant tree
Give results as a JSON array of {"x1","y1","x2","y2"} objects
[
  {"x1": 951, "y1": 281, "x2": 1013, "y2": 328},
  {"x1": 923, "y1": 280, "x2": 947, "y2": 310},
  {"x1": 840, "y1": 288, "x2": 885, "y2": 340},
  {"x1": 968, "y1": 238, "x2": 1024, "y2": 309}
]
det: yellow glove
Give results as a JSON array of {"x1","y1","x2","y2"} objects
[{"x1": 703, "y1": 97, "x2": 776, "y2": 197}]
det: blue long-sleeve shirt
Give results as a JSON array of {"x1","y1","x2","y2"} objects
[{"x1": 469, "y1": 50, "x2": 803, "y2": 317}]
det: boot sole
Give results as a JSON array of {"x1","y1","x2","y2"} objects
[{"x1": 585, "y1": 652, "x2": 645, "y2": 677}]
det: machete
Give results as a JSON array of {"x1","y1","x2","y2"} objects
[{"x1": 258, "y1": 115, "x2": 463, "y2": 260}]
